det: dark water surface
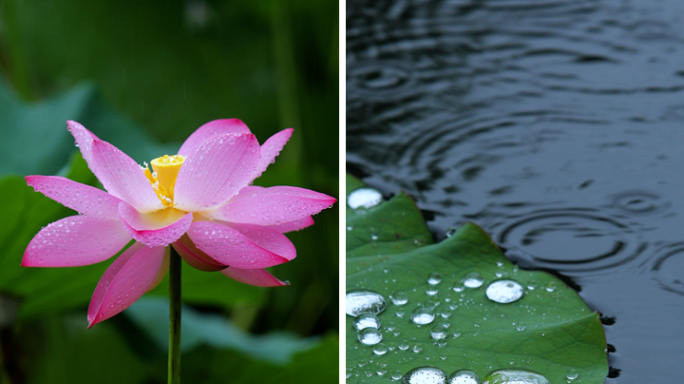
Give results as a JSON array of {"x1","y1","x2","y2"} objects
[{"x1": 346, "y1": 0, "x2": 684, "y2": 382}]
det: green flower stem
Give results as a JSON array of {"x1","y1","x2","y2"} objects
[{"x1": 168, "y1": 246, "x2": 182, "y2": 384}]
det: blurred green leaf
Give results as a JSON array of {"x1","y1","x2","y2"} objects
[
  {"x1": 346, "y1": 176, "x2": 608, "y2": 384},
  {"x1": 27, "y1": 315, "x2": 148, "y2": 384},
  {"x1": 125, "y1": 297, "x2": 318, "y2": 364},
  {"x1": 22, "y1": 312, "x2": 337, "y2": 384},
  {"x1": 182, "y1": 334, "x2": 338, "y2": 384},
  {"x1": 2, "y1": 0, "x2": 338, "y2": 149},
  {"x1": 0, "y1": 79, "x2": 178, "y2": 179}
]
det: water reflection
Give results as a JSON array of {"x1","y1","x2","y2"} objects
[{"x1": 347, "y1": 0, "x2": 684, "y2": 382}]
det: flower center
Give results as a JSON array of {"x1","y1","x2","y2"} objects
[{"x1": 144, "y1": 154, "x2": 185, "y2": 207}]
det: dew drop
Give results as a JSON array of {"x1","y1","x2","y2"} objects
[
  {"x1": 427, "y1": 272, "x2": 442, "y2": 285},
  {"x1": 485, "y1": 280, "x2": 525, "y2": 304},
  {"x1": 348, "y1": 188, "x2": 383, "y2": 209},
  {"x1": 402, "y1": 367, "x2": 447, "y2": 384},
  {"x1": 354, "y1": 313, "x2": 381, "y2": 330},
  {"x1": 430, "y1": 325, "x2": 448, "y2": 340},
  {"x1": 410, "y1": 307, "x2": 435, "y2": 325},
  {"x1": 545, "y1": 282, "x2": 557, "y2": 292},
  {"x1": 398, "y1": 341, "x2": 410, "y2": 350},
  {"x1": 452, "y1": 282, "x2": 465, "y2": 292},
  {"x1": 527, "y1": 280, "x2": 538, "y2": 290},
  {"x1": 358, "y1": 328, "x2": 382, "y2": 345},
  {"x1": 445, "y1": 227, "x2": 457, "y2": 237},
  {"x1": 426, "y1": 287, "x2": 439, "y2": 296},
  {"x1": 448, "y1": 370, "x2": 481, "y2": 384},
  {"x1": 392, "y1": 370, "x2": 403, "y2": 381},
  {"x1": 566, "y1": 368, "x2": 578, "y2": 381},
  {"x1": 412, "y1": 343, "x2": 423, "y2": 353},
  {"x1": 391, "y1": 291, "x2": 409, "y2": 305},
  {"x1": 346, "y1": 290, "x2": 387, "y2": 316},
  {"x1": 462, "y1": 272, "x2": 484, "y2": 288},
  {"x1": 373, "y1": 343, "x2": 388, "y2": 355},
  {"x1": 482, "y1": 369, "x2": 550, "y2": 384}
]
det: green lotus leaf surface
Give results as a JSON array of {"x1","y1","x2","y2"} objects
[{"x1": 346, "y1": 174, "x2": 608, "y2": 384}]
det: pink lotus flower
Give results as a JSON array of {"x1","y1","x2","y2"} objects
[{"x1": 22, "y1": 119, "x2": 336, "y2": 327}]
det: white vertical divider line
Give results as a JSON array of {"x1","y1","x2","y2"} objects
[{"x1": 339, "y1": 0, "x2": 347, "y2": 383}]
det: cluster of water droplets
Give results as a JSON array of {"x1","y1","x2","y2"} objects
[
  {"x1": 396, "y1": 367, "x2": 555, "y2": 384},
  {"x1": 347, "y1": 263, "x2": 574, "y2": 384}
]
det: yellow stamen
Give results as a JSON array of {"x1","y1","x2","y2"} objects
[{"x1": 145, "y1": 154, "x2": 185, "y2": 207}]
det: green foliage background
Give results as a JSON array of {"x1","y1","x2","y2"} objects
[{"x1": 0, "y1": 1, "x2": 338, "y2": 382}]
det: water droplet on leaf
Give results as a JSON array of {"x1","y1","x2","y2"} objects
[
  {"x1": 486, "y1": 280, "x2": 525, "y2": 304},
  {"x1": 482, "y1": 369, "x2": 549, "y2": 384},
  {"x1": 354, "y1": 313, "x2": 381, "y2": 330},
  {"x1": 427, "y1": 272, "x2": 441, "y2": 285},
  {"x1": 346, "y1": 290, "x2": 387, "y2": 316},
  {"x1": 348, "y1": 188, "x2": 383, "y2": 209},
  {"x1": 358, "y1": 328, "x2": 383, "y2": 345},
  {"x1": 402, "y1": 367, "x2": 447, "y2": 384},
  {"x1": 462, "y1": 272, "x2": 484, "y2": 288},
  {"x1": 410, "y1": 307, "x2": 435, "y2": 325},
  {"x1": 391, "y1": 291, "x2": 409, "y2": 305},
  {"x1": 448, "y1": 370, "x2": 480, "y2": 384}
]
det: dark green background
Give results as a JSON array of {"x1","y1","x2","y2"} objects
[{"x1": 0, "y1": 0, "x2": 338, "y2": 382}]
